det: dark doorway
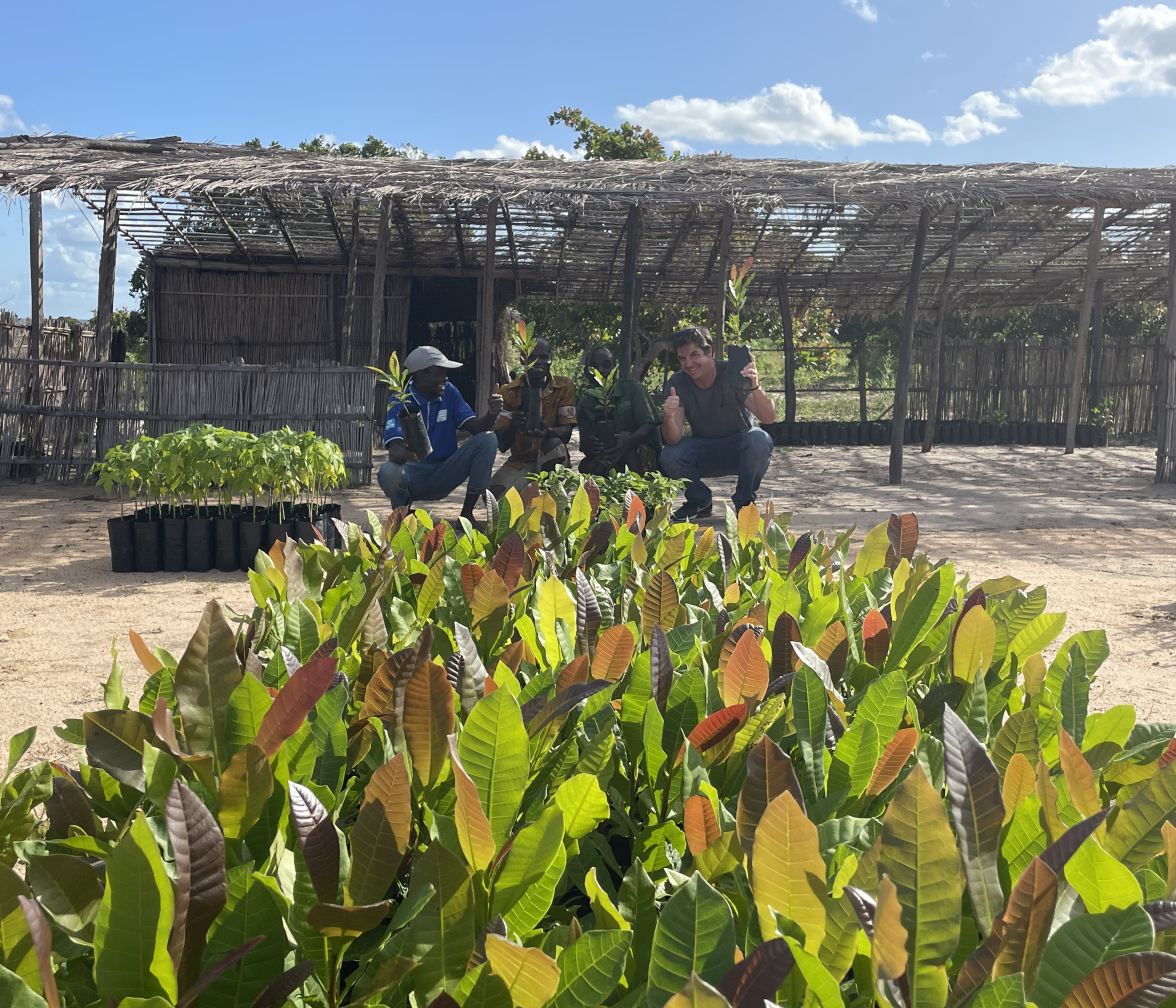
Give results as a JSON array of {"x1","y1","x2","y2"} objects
[{"x1": 407, "y1": 278, "x2": 478, "y2": 406}]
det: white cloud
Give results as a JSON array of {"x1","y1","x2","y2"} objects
[
  {"x1": 843, "y1": 0, "x2": 878, "y2": 22},
  {"x1": 617, "y1": 82, "x2": 928, "y2": 148},
  {"x1": 876, "y1": 114, "x2": 933, "y2": 143},
  {"x1": 1019, "y1": 3, "x2": 1176, "y2": 105},
  {"x1": 0, "y1": 95, "x2": 26, "y2": 134},
  {"x1": 454, "y1": 135, "x2": 579, "y2": 160},
  {"x1": 921, "y1": 50, "x2": 946, "y2": 61},
  {"x1": 941, "y1": 90, "x2": 1021, "y2": 145}
]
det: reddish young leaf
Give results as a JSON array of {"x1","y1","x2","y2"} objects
[
  {"x1": 130, "y1": 628, "x2": 164, "y2": 675},
  {"x1": 771, "y1": 612, "x2": 801, "y2": 679},
  {"x1": 250, "y1": 961, "x2": 317, "y2": 1008},
  {"x1": 1160, "y1": 739, "x2": 1176, "y2": 770},
  {"x1": 18, "y1": 896, "x2": 60, "y2": 1008},
  {"x1": 253, "y1": 656, "x2": 338, "y2": 757},
  {"x1": 788, "y1": 532, "x2": 812, "y2": 574},
  {"x1": 720, "y1": 621, "x2": 764, "y2": 673},
  {"x1": 575, "y1": 568, "x2": 601, "y2": 657},
  {"x1": 495, "y1": 639, "x2": 531, "y2": 674},
  {"x1": 866, "y1": 727, "x2": 919, "y2": 797},
  {"x1": 626, "y1": 492, "x2": 646, "y2": 534},
  {"x1": 492, "y1": 531, "x2": 526, "y2": 590},
  {"x1": 718, "y1": 937, "x2": 795, "y2": 1008},
  {"x1": 289, "y1": 782, "x2": 339, "y2": 904},
  {"x1": 519, "y1": 482, "x2": 540, "y2": 510},
  {"x1": 887, "y1": 512, "x2": 919, "y2": 563},
  {"x1": 684, "y1": 794, "x2": 721, "y2": 855},
  {"x1": 420, "y1": 523, "x2": 448, "y2": 565},
  {"x1": 460, "y1": 563, "x2": 485, "y2": 605},
  {"x1": 176, "y1": 936, "x2": 265, "y2": 1008},
  {"x1": 650, "y1": 625, "x2": 673, "y2": 714},
  {"x1": 346, "y1": 753, "x2": 413, "y2": 906},
  {"x1": 737, "y1": 736, "x2": 806, "y2": 862},
  {"x1": 814, "y1": 622, "x2": 849, "y2": 685},
  {"x1": 401, "y1": 661, "x2": 455, "y2": 788},
  {"x1": 591, "y1": 625, "x2": 635, "y2": 682},
  {"x1": 721, "y1": 627, "x2": 769, "y2": 707},
  {"x1": 585, "y1": 480, "x2": 601, "y2": 518},
  {"x1": 679, "y1": 704, "x2": 747, "y2": 762},
  {"x1": 863, "y1": 608, "x2": 891, "y2": 668},
  {"x1": 556, "y1": 654, "x2": 590, "y2": 695}
]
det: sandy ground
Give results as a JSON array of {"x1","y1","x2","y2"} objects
[{"x1": 3, "y1": 441, "x2": 1175, "y2": 765}]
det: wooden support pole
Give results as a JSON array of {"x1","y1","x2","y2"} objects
[
  {"x1": 857, "y1": 340, "x2": 868, "y2": 423},
  {"x1": 889, "y1": 207, "x2": 931, "y2": 486},
  {"x1": 619, "y1": 206, "x2": 643, "y2": 380},
  {"x1": 371, "y1": 194, "x2": 391, "y2": 366},
  {"x1": 712, "y1": 206, "x2": 733, "y2": 360},
  {"x1": 1087, "y1": 276, "x2": 1105, "y2": 415},
  {"x1": 1157, "y1": 203, "x2": 1176, "y2": 482},
  {"x1": 776, "y1": 275, "x2": 797, "y2": 422},
  {"x1": 340, "y1": 199, "x2": 361, "y2": 366},
  {"x1": 477, "y1": 199, "x2": 499, "y2": 414},
  {"x1": 28, "y1": 191, "x2": 43, "y2": 361},
  {"x1": 922, "y1": 205, "x2": 961, "y2": 453},
  {"x1": 96, "y1": 190, "x2": 119, "y2": 361},
  {"x1": 1065, "y1": 203, "x2": 1104, "y2": 454}
]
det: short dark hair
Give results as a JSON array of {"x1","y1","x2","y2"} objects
[{"x1": 672, "y1": 326, "x2": 712, "y2": 351}]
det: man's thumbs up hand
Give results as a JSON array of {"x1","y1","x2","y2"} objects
[
  {"x1": 664, "y1": 385, "x2": 681, "y2": 424},
  {"x1": 488, "y1": 383, "x2": 504, "y2": 415}
]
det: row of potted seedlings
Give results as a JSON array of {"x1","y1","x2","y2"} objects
[
  {"x1": 93, "y1": 425, "x2": 348, "y2": 573},
  {"x1": 766, "y1": 417, "x2": 1107, "y2": 447}
]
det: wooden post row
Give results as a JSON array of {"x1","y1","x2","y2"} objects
[
  {"x1": 1156, "y1": 203, "x2": 1176, "y2": 482},
  {"x1": 371, "y1": 194, "x2": 391, "y2": 367},
  {"x1": 889, "y1": 207, "x2": 931, "y2": 486},
  {"x1": 340, "y1": 199, "x2": 361, "y2": 366},
  {"x1": 775, "y1": 276, "x2": 797, "y2": 423},
  {"x1": 922, "y1": 205, "x2": 961, "y2": 453},
  {"x1": 619, "y1": 206, "x2": 643, "y2": 380},
  {"x1": 28, "y1": 191, "x2": 43, "y2": 361},
  {"x1": 712, "y1": 206, "x2": 733, "y2": 361},
  {"x1": 96, "y1": 190, "x2": 119, "y2": 362},
  {"x1": 1065, "y1": 203, "x2": 1104, "y2": 454}
]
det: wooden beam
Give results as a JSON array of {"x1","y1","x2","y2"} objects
[
  {"x1": 371, "y1": 194, "x2": 391, "y2": 366},
  {"x1": 261, "y1": 192, "x2": 301, "y2": 263},
  {"x1": 203, "y1": 193, "x2": 253, "y2": 263},
  {"x1": 922, "y1": 205, "x2": 961, "y2": 453},
  {"x1": 341, "y1": 199, "x2": 361, "y2": 365},
  {"x1": 889, "y1": 206, "x2": 931, "y2": 486},
  {"x1": 321, "y1": 192, "x2": 351, "y2": 259},
  {"x1": 1064, "y1": 203, "x2": 1104, "y2": 453},
  {"x1": 619, "y1": 206, "x2": 643, "y2": 380},
  {"x1": 453, "y1": 202, "x2": 467, "y2": 269},
  {"x1": 1157, "y1": 202, "x2": 1176, "y2": 482},
  {"x1": 650, "y1": 206, "x2": 698, "y2": 301},
  {"x1": 96, "y1": 190, "x2": 119, "y2": 361},
  {"x1": 776, "y1": 275, "x2": 796, "y2": 423},
  {"x1": 712, "y1": 205, "x2": 734, "y2": 360},
  {"x1": 147, "y1": 194, "x2": 203, "y2": 261},
  {"x1": 28, "y1": 191, "x2": 43, "y2": 361},
  {"x1": 392, "y1": 196, "x2": 417, "y2": 266},
  {"x1": 502, "y1": 204, "x2": 522, "y2": 298},
  {"x1": 477, "y1": 199, "x2": 499, "y2": 413},
  {"x1": 553, "y1": 210, "x2": 579, "y2": 302}
]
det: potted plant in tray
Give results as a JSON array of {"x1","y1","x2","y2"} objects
[
  {"x1": 584, "y1": 356, "x2": 620, "y2": 452},
  {"x1": 369, "y1": 351, "x2": 432, "y2": 460}
]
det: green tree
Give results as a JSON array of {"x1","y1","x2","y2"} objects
[{"x1": 547, "y1": 107, "x2": 665, "y2": 161}]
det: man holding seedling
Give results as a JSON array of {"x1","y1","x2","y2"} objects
[
  {"x1": 577, "y1": 345, "x2": 661, "y2": 476},
  {"x1": 378, "y1": 346, "x2": 503, "y2": 524},
  {"x1": 660, "y1": 326, "x2": 776, "y2": 521},
  {"x1": 491, "y1": 336, "x2": 576, "y2": 494}
]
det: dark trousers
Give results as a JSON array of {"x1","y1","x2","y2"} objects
[{"x1": 659, "y1": 427, "x2": 774, "y2": 508}]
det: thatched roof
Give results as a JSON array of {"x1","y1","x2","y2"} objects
[{"x1": 3, "y1": 133, "x2": 1174, "y2": 313}]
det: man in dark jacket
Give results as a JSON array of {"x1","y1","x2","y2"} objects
[
  {"x1": 576, "y1": 346, "x2": 661, "y2": 476},
  {"x1": 660, "y1": 326, "x2": 776, "y2": 520}
]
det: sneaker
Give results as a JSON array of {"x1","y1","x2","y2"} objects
[{"x1": 671, "y1": 503, "x2": 714, "y2": 522}]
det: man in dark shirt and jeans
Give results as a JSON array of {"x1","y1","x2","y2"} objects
[{"x1": 660, "y1": 326, "x2": 776, "y2": 521}]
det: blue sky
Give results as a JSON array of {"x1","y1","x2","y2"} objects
[{"x1": 3, "y1": 0, "x2": 1176, "y2": 318}]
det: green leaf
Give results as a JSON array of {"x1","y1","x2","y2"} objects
[
  {"x1": 555, "y1": 775, "x2": 610, "y2": 840},
  {"x1": 991, "y1": 710, "x2": 1039, "y2": 776},
  {"x1": 792, "y1": 667, "x2": 827, "y2": 804},
  {"x1": 217, "y1": 744, "x2": 274, "y2": 840},
  {"x1": 2, "y1": 729, "x2": 35, "y2": 789},
  {"x1": 619, "y1": 859, "x2": 658, "y2": 981},
  {"x1": 491, "y1": 806, "x2": 565, "y2": 920},
  {"x1": 1060, "y1": 650, "x2": 1091, "y2": 748},
  {"x1": 25, "y1": 855, "x2": 102, "y2": 939},
  {"x1": 782, "y1": 935, "x2": 843, "y2": 1008},
  {"x1": 223, "y1": 674, "x2": 273, "y2": 757},
  {"x1": 457, "y1": 688, "x2": 529, "y2": 847},
  {"x1": 406, "y1": 843, "x2": 476, "y2": 1003},
  {"x1": 647, "y1": 872, "x2": 736, "y2": 1008},
  {"x1": 504, "y1": 839, "x2": 567, "y2": 936},
  {"x1": 0, "y1": 965, "x2": 47, "y2": 1008},
  {"x1": 829, "y1": 716, "x2": 879, "y2": 801},
  {"x1": 199, "y1": 873, "x2": 290, "y2": 1008},
  {"x1": 551, "y1": 930, "x2": 632, "y2": 1008},
  {"x1": 943, "y1": 706, "x2": 1005, "y2": 937},
  {"x1": 0, "y1": 865, "x2": 38, "y2": 993},
  {"x1": 974, "y1": 973, "x2": 1027, "y2": 1008},
  {"x1": 1031, "y1": 905, "x2": 1155, "y2": 1008},
  {"x1": 885, "y1": 567, "x2": 953, "y2": 672},
  {"x1": 93, "y1": 812, "x2": 177, "y2": 1004},
  {"x1": 856, "y1": 671, "x2": 908, "y2": 747},
  {"x1": 282, "y1": 599, "x2": 321, "y2": 664},
  {"x1": 1010, "y1": 613, "x2": 1067, "y2": 661},
  {"x1": 173, "y1": 599, "x2": 244, "y2": 771},
  {"x1": 1065, "y1": 837, "x2": 1144, "y2": 913},
  {"x1": 880, "y1": 764, "x2": 963, "y2": 1008},
  {"x1": 83, "y1": 709, "x2": 156, "y2": 791},
  {"x1": 1104, "y1": 760, "x2": 1176, "y2": 870}
]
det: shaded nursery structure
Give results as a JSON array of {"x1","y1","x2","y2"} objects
[{"x1": 4, "y1": 133, "x2": 1176, "y2": 484}]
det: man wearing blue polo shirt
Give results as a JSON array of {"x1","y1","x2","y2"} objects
[{"x1": 378, "y1": 346, "x2": 503, "y2": 524}]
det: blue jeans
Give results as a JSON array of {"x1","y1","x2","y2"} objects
[
  {"x1": 659, "y1": 427, "x2": 774, "y2": 509},
  {"x1": 377, "y1": 430, "x2": 498, "y2": 507}
]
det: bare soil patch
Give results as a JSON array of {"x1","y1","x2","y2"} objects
[{"x1": 3, "y1": 442, "x2": 1174, "y2": 765}]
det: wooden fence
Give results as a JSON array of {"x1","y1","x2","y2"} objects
[
  {"x1": 0, "y1": 358, "x2": 377, "y2": 484},
  {"x1": 780, "y1": 338, "x2": 1162, "y2": 435},
  {"x1": 0, "y1": 313, "x2": 98, "y2": 362}
]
